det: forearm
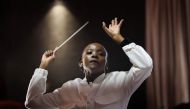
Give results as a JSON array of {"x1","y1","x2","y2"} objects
[
  {"x1": 25, "y1": 69, "x2": 62, "y2": 108},
  {"x1": 25, "y1": 69, "x2": 48, "y2": 106}
]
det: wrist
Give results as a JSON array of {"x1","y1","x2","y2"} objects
[
  {"x1": 39, "y1": 62, "x2": 48, "y2": 69},
  {"x1": 113, "y1": 34, "x2": 124, "y2": 44},
  {"x1": 119, "y1": 37, "x2": 132, "y2": 47}
]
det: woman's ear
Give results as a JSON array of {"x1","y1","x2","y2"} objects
[
  {"x1": 105, "y1": 62, "x2": 109, "y2": 71},
  {"x1": 79, "y1": 62, "x2": 83, "y2": 68},
  {"x1": 79, "y1": 62, "x2": 84, "y2": 72},
  {"x1": 78, "y1": 57, "x2": 83, "y2": 72},
  {"x1": 78, "y1": 57, "x2": 82, "y2": 67},
  {"x1": 104, "y1": 59, "x2": 109, "y2": 73},
  {"x1": 78, "y1": 58, "x2": 84, "y2": 72}
]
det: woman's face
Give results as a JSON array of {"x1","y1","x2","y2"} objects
[{"x1": 81, "y1": 43, "x2": 108, "y2": 74}]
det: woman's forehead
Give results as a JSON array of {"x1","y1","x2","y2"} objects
[
  {"x1": 82, "y1": 43, "x2": 108, "y2": 57},
  {"x1": 84, "y1": 43, "x2": 106, "y2": 51}
]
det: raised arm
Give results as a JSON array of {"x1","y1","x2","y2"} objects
[
  {"x1": 102, "y1": 18, "x2": 153, "y2": 95},
  {"x1": 25, "y1": 49, "x2": 62, "y2": 108}
]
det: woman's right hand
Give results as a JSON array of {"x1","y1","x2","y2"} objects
[{"x1": 39, "y1": 50, "x2": 56, "y2": 69}]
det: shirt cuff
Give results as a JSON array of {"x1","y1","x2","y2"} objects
[
  {"x1": 34, "y1": 68, "x2": 48, "y2": 77},
  {"x1": 122, "y1": 43, "x2": 136, "y2": 52}
]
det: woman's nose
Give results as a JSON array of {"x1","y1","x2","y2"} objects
[{"x1": 91, "y1": 52, "x2": 98, "y2": 58}]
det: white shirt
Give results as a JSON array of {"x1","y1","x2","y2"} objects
[{"x1": 25, "y1": 43, "x2": 153, "y2": 109}]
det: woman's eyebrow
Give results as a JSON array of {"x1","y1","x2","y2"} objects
[
  {"x1": 85, "y1": 47, "x2": 105, "y2": 52},
  {"x1": 86, "y1": 49, "x2": 92, "y2": 51},
  {"x1": 87, "y1": 48, "x2": 105, "y2": 52}
]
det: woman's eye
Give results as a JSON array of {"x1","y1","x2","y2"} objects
[
  {"x1": 86, "y1": 51, "x2": 92, "y2": 54},
  {"x1": 99, "y1": 52, "x2": 105, "y2": 56}
]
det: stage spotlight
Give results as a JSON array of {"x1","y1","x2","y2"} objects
[{"x1": 36, "y1": 0, "x2": 78, "y2": 49}]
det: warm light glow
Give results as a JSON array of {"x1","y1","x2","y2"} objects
[
  {"x1": 37, "y1": 0, "x2": 78, "y2": 49},
  {"x1": 34, "y1": 0, "x2": 80, "y2": 78}
]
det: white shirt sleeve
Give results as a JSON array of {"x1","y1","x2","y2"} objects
[
  {"x1": 122, "y1": 43, "x2": 153, "y2": 95},
  {"x1": 25, "y1": 68, "x2": 62, "y2": 109}
]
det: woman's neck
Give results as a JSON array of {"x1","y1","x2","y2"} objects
[{"x1": 85, "y1": 71, "x2": 104, "y2": 83}]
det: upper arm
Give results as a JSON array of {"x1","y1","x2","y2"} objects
[{"x1": 123, "y1": 65, "x2": 152, "y2": 95}]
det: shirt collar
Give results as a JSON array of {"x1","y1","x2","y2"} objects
[{"x1": 82, "y1": 73, "x2": 106, "y2": 84}]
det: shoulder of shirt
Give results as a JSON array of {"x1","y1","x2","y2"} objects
[
  {"x1": 105, "y1": 71, "x2": 129, "y2": 77},
  {"x1": 60, "y1": 78, "x2": 83, "y2": 86}
]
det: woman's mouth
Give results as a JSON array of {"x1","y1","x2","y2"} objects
[{"x1": 89, "y1": 60, "x2": 99, "y2": 64}]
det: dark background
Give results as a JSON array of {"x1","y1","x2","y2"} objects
[{"x1": 0, "y1": 0, "x2": 146, "y2": 108}]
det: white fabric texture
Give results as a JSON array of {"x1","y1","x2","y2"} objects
[{"x1": 25, "y1": 43, "x2": 153, "y2": 109}]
